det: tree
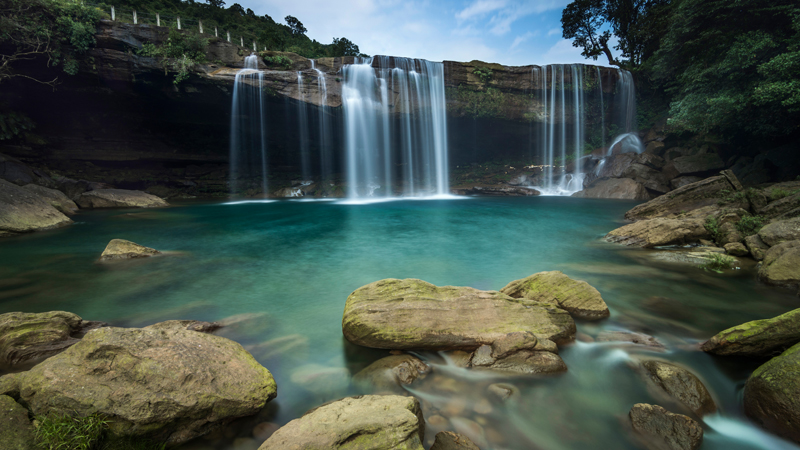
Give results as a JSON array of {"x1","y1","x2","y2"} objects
[
  {"x1": 561, "y1": 0, "x2": 619, "y2": 66},
  {"x1": 206, "y1": 0, "x2": 225, "y2": 7},
  {"x1": 330, "y1": 37, "x2": 359, "y2": 57},
  {"x1": 284, "y1": 15, "x2": 306, "y2": 36}
]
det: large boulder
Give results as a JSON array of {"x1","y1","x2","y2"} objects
[
  {"x1": 670, "y1": 154, "x2": 725, "y2": 176},
  {"x1": 629, "y1": 403, "x2": 703, "y2": 450},
  {"x1": 500, "y1": 271, "x2": 609, "y2": 320},
  {"x1": 430, "y1": 431, "x2": 481, "y2": 450},
  {"x1": 15, "y1": 326, "x2": 276, "y2": 445},
  {"x1": 99, "y1": 239, "x2": 161, "y2": 261},
  {"x1": 758, "y1": 218, "x2": 800, "y2": 247},
  {"x1": 353, "y1": 354, "x2": 431, "y2": 392},
  {"x1": 744, "y1": 342, "x2": 800, "y2": 443},
  {"x1": 624, "y1": 173, "x2": 741, "y2": 221},
  {"x1": 76, "y1": 189, "x2": 168, "y2": 208},
  {"x1": 605, "y1": 218, "x2": 710, "y2": 248},
  {"x1": 342, "y1": 279, "x2": 576, "y2": 349},
  {"x1": 702, "y1": 307, "x2": 800, "y2": 357},
  {"x1": 0, "y1": 395, "x2": 36, "y2": 450},
  {"x1": 259, "y1": 395, "x2": 425, "y2": 450},
  {"x1": 759, "y1": 192, "x2": 800, "y2": 220},
  {"x1": 572, "y1": 178, "x2": 650, "y2": 200},
  {"x1": 745, "y1": 234, "x2": 770, "y2": 261},
  {"x1": 0, "y1": 153, "x2": 53, "y2": 187},
  {"x1": 0, "y1": 179, "x2": 73, "y2": 237},
  {"x1": 21, "y1": 184, "x2": 78, "y2": 214},
  {"x1": 757, "y1": 240, "x2": 800, "y2": 292},
  {"x1": 639, "y1": 361, "x2": 716, "y2": 416},
  {"x1": 0, "y1": 311, "x2": 104, "y2": 370}
]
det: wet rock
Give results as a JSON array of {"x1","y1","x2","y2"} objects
[
  {"x1": 342, "y1": 278, "x2": 576, "y2": 349},
  {"x1": 21, "y1": 184, "x2": 78, "y2": 214},
  {"x1": 724, "y1": 242, "x2": 748, "y2": 256},
  {"x1": 290, "y1": 364, "x2": 350, "y2": 395},
  {"x1": 145, "y1": 320, "x2": 221, "y2": 333},
  {"x1": 629, "y1": 403, "x2": 703, "y2": 450},
  {"x1": 758, "y1": 218, "x2": 800, "y2": 247},
  {"x1": 671, "y1": 154, "x2": 725, "y2": 176},
  {"x1": 572, "y1": 178, "x2": 650, "y2": 200},
  {"x1": 430, "y1": 431, "x2": 481, "y2": 450},
  {"x1": 500, "y1": 271, "x2": 610, "y2": 320},
  {"x1": 744, "y1": 342, "x2": 800, "y2": 443},
  {"x1": 259, "y1": 395, "x2": 424, "y2": 450},
  {"x1": 605, "y1": 218, "x2": 710, "y2": 248},
  {"x1": 597, "y1": 331, "x2": 665, "y2": 349},
  {"x1": 702, "y1": 307, "x2": 800, "y2": 357},
  {"x1": 745, "y1": 235, "x2": 770, "y2": 261},
  {"x1": 670, "y1": 176, "x2": 703, "y2": 190},
  {"x1": 0, "y1": 311, "x2": 105, "y2": 370},
  {"x1": 353, "y1": 354, "x2": 431, "y2": 391},
  {"x1": 757, "y1": 240, "x2": 800, "y2": 291},
  {"x1": 639, "y1": 360, "x2": 716, "y2": 416},
  {"x1": 624, "y1": 173, "x2": 741, "y2": 221},
  {"x1": 76, "y1": 189, "x2": 169, "y2": 208},
  {"x1": 99, "y1": 239, "x2": 161, "y2": 261},
  {"x1": 0, "y1": 179, "x2": 73, "y2": 237},
  {"x1": 487, "y1": 383, "x2": 518, "y2": 401},
  {"x1": 474, "y1": 349, "x2": 567, "y2": 375},
  {"x1": 759, "y1": 192, "x2": 800, "y2": 219},
  {"x1": 0, "y1": 395, "x2": 36, "y2": 450},
  {"x1": 16, "y1": 326, "x2": 276, "y2": 445}
]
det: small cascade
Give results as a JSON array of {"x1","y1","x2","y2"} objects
[
  {"x1": 296, "y1": 72, "x2": 311, "y2": 180},
  {"x1": 229, "y1": 54, "x2": 269, "y2": 196},
  {"x1": 311, "y1": 61, "x2": 333, "y2": 185},
  {"x1": 341, "y1": 56, "x2": 449, "y2": 199},
  {"x1": 606, "y1": 69, "x2": 643, "y2": 155}
]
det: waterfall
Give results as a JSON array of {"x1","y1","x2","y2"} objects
[
  {"x1": 341, "y1": 56, "x2": 449, "y2": 199},
  {"x1": 311, "y1": 61, "x2": 333, "y2": 186},
  {"x1": 229, "y1": 54, "x2": 269, "y2": 196},
  {"x1": 606, "y1": 69, "x2": 643, "y2": 156},
  {"x1": 296, "y1": 72, "x2": 311, "y2": 181}
]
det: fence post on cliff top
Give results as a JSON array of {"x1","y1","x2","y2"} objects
[
  {"x1": 177, "y1": 17, "x2": 181, "y2": 30},
  {"x1": 253, "y1": 41, "x2": 256, "y2": 52},
  {"x1": 110, "y1": 6, "x2": 115, "y2": 21},
  {"x1": 227, "y1": 31, "x2": 231, "y2": 42},
  {"x1": 240, "y1": 37, "x2": 244, "y2": 47},
  {"x1": 133, "y1": 10, "x2": 137, "y2": 24},
  {"x1": 156, "y1": 13, "x2": 160, "y2": 27},
  {"x1": 215, "y1": 27, "x2": 218, "y2": 38},
  {"x1": 199, "y1": 20, "x2": 203, "y2": 34}
]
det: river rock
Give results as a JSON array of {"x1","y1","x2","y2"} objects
[
  {"x1": 744, "y1": 342, "x2": 800, "y2": 443},
  {"x1": 758, "y1": 218, "x2": 800, "y2": 247},
  {"x1": 597, "y1": 331, "x2": 665, "y2": 349},
  {"x1": 99, "y1": 239, "x2": 161, "y2": 261},
  {"x1": 0, "y1": 179, "x2": 73, "y2": 237},
  {"x1": 500, "y1": 271, "x2": 609, "y2": 320},
  {"x1": 0, "y1": 311, "x2": 105, "y2": 369},
  {"x1": 471, "y1": 347, "x2": 567, "y2": 375},
  {"x1": 702, "y1": 307, "x2": 800, "y2": 357},
  {"x1": 259, "y1": 395, "x2": 424, "y2": 450},
  {"x1": 487, "y1": 383, "x2": 518, "y2": 401},
  {"x1": 572, "y1": 178, "x2": 650, "y2": 200},
  {"x1": 624, "y1": 173, "x2": 741, "y2": 221},
  {"x1": 724, "y1": 242, "x2": 748, "y2": 256},
  {"x1": 430, "y1": 431, "x2": 481, "y2": 450},
  {"x1": 745, "y1": 235, "x2": 770, "y2": 261},
  {"x1": 342, "y1": 279, "x2": 576, "y2": 349},
  {"x1": 353, "y1": 354, "x2": 430, "y2": 392},
  {"x1": 605, "y1": 218, "x2": 710, "y2": 248},
  {"x1": 670, "y1": 176, "x2": 703, "y2": 190},
  {"x1": 759, "y1": 192, "x2": 800, "y2": 219},
  {"x1": 640, "y1": 361, "x2": 716, "y2": 416},
  {"x1": 21, "y1": 184, "x2": 79, "y2": 214},
  {"x1": 671, "y1": 154, "x2": 725, "y2": 176},
  {"x1": 629, "y1": 403, "x2": 703, "y2": 450},
  {"x1": 454, "y1": 186, "x2": 540, "y2": 196},
  {"x1": 76, "y1": 189, "x2": 169, "y2": 208},
  {"x1": 757, "y1": 240, "x2": 800, "y2": 291},
  {"x1": 0, "y1": 395, "x2": 36, "y2": 450},
  {"x1": 16, "y1": 326, "x2": 276, "y2": 445}
]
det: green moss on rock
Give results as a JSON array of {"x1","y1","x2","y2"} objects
[{"x1": 500, "y1": 271, "x2": 609, "y2": 320}]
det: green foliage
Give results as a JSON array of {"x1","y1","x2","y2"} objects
[
  {"x1": 448, "y1": 85, "x2": 507, "y2": 118},
  {"x1": 330, "y1": 37, "x2": 361, "y2": 57},
  {"x1": 735, "y1": 215, "x2": 767, "y2": 236},
  {"x1": 0, "y1": 110, "x2": 35, "y2": 140},
  {"x1": 700, "y1": 253, "x2": 736, "y2": 273},
  {"x1": 472, "y1": 66, "x2": 493, "y2": 84},
  {"x1": 138, "y1": 28, "x2": 207, "y2": 84},
  {"x1": 704, "y1": 215, "x2": 722, "y2": 242},
  {"x1": 262, "y1": 55, "x2": 291, "y2": 69},
  {"x1": 35, "y1": 413, "x2": 107, "y2": 450}
]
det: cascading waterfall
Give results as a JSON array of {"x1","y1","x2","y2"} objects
[
  {"x1": 311, "y1": 61, "x2": 333, "y2": 185},
  {"x1": 341, "y1": 56, "x2": 449, "y2": 199},
  {"x1": 606, "y1": 69, "x2": 643, "y2": 156},
  {"x1": 229, "y1": 54, "x2": 269, "y2": 196},
  {"x1": 296, "y1": 72, "x2": 311, "y2": 181}
]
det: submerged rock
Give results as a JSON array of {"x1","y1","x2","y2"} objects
[
  {"x1": 605, "y1": 218, "x2": 710, "y2": 248},
  {"x1": 259, "y1": 395, "x2": 425, "y2": 450},
  {"x1": 76, "y1": 189, "x2": 169, "y2": 208},
  {"x1": 471, "y1": 346, "x2": 567, "y2": 375},
  {"x1": 99, "y1": 239, "x2": 161, "y2": 261},
  {"x1": 500, "y1": 271, "x2": 610, "y2": 320},
  {"x1": 342, "y1": 279, "x2": 575, "y2": 349},
  {"x1": 430, "y1": 431, "x2": 481, "y2": 450},
  {"x1": 629, "y1": 403, "x2": 703, "y2": 450},
  {"x1": 757, "y1": 240, "x2": 800, "y2": 292},
  {"x1": 353, "y1": 354, "x2": 431, "y2": 392},
  {"x1": 758, "y1": 218, "x2": 800, "y2": 247},
  {"x1": 744, "y1": 342, "x2": 800, "y2": 443},
  {"x1": 0, "y1": 179, "x2": 73, "y2": 237},
  {"x1": 701, "y1": 307, "x2": 800, "y2": 357},
  {"x1": 597, "y1": 331, "x2": 665, "y2": 349},
  {"x1": 623, "y1": 173, "x2": 741, "y2": 221},
  {"x1": 571, "y1": 178, "x2": 650, "y2": 200},
  {"x1": 21, "y1": 184, "x2": 79, "y2": 214},
  {"x1": 639, "y1": 360, "x2": 716, "y2": 416},
  {"x1": 15, "y1": 326, "x2": 276, "y2": 445},
  {"x1": 0, "y1": 395, "x2": 36, "y2": 450}
]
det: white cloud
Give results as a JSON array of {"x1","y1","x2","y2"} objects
[
  {"x1": 547, "y1": 27, "x2": 560, "y2": 36},
  {"x1": 455, "y1": 0, "x2": 507, "y2": 21},
  {"x1": 541, "y1": 39, "x2": 595, "y2": 65},
  {"x1": 510, "y1": 31, "x2": 535, "y2": 50}
]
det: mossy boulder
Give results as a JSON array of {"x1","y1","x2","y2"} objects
[
  {"x1": 0, "y1": 179, "x2": 73, "y2": 237},
  {"x1": 0, "y1": 395, "x2": 36, "y2": 450},
  {"x1": 702, "y1": 307, "x2": 800, "y2": 357},
  {"x1": 16, "y1": 326, "x2": 276, "y2": 445},
  {"x1": 623, "y1": 173, "x2": 741, "y2": 221},
  {"x1": 21, "y1": 184, "x2": 79, "y2": 214},
  {"x1": 430, "y1": 431, "x2": 481, "y2": 450},
  {"x1": 259, "y1": 395, "x2": 424, "y2": 450},
  {"x1": 500, "y1": 271, "x2": 609, "y2": 320},
  {"x1": 342, "y1": 279, "x2": 575, "y2": 350},
  {"x1": 629, "y1": 403, "x2": 703, "y2": 450},
  {"x1": 99, "y1": 239, "x2": 161, "y2": 261},
  {"x1": 639, "y1": 360, "x2": 716, "y2": 416},
  {"x1": 757, "y1": 240, "x2": 800, "y2": 292},
  {"x1": 744, "y1": 342, "x2": 800, "y2": 443},
  {"x1": 605, "y1": 218, "x2": 710, "y2": 248},
  {"x1": 759, "y1": 219, "x2": 800, "y2": 247},
  {"x1": 76, "y1": 189, "x2": 169, "y2": 209}
]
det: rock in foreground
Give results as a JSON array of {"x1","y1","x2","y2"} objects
[
  {"x1": 353, "y1": 354, "x2": 431, "y2": 392},
  {"x1": 571, "y1": 178, "x2": 650, "y2": 200},
  {"x1": 0, "y1": 179, "x2": 73, "y2": 237},
  {"x1": 16, "y1": 326, "x2": 276, "y2": 445},
  {"x1": 342, "y1": 279, "x2": 575, "y2": 349},
  {"x1": 0, "y1": 395, "x2": 36, "y2": 450},
  {"x1": 430, "y1": 431, "x2": 481, "y2": 450},
  {"x1": 259, "y1": 395, "x2": 424, "y2": 450},
  {"x1": 76, "y1": 189, "x2": 169, "y2": 209},
  {"x1": 744, "y1": 342, "x2": 800, "y2": 443},
  {"x1": 757, "y1": 241, "x2": 800, "y2": 292},
  {"x1": 500, "y1": 271, "x2": 609, "y2": 320},
  {"x1": 99, "y1": 239, "x2": 161, "y2": 261},
  {"x1": 640, "y1": 360, "x2": 716, "y2": 416},
  {"x1": 605, "y1": 218, "x2": 710, "y2": 248},
  {"x1": 701, "y1": 307, "x2": 800, "y2": 357},
  {"x1": 629, "y1": 403, "x2": 703, "y2": 450},
  {"x1": 758, "y1": 218, "x2": 800, "y2": 247}
]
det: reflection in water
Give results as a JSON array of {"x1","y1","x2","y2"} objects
[{"x1": 0, "y1": 198, "x2": 798, "y2": 449}]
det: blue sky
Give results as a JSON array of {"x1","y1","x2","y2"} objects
[{"x1": 234, "y1": 0, "x2": 606, "y2": 66}]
